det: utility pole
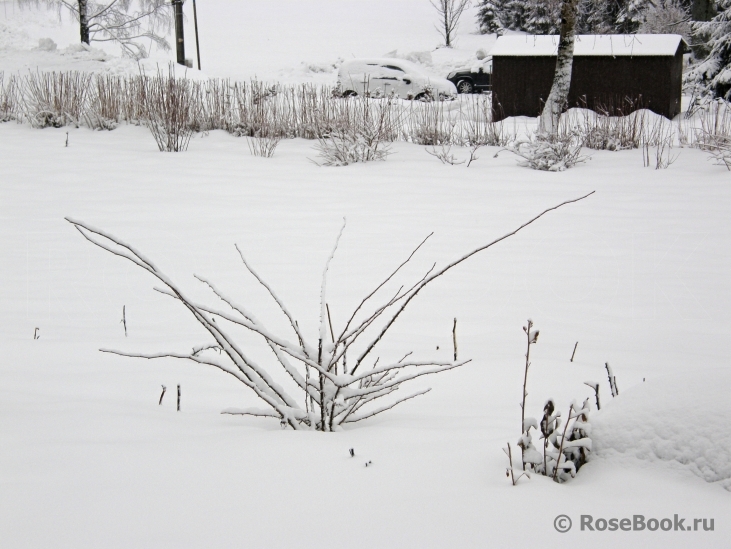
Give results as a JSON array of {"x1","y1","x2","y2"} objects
[
  {"x1": 192, "y1": 0, "x2": 201, "y2": 70},
  {"x1": 172, "y1": 0, "x2": 186, "y2": 66}
]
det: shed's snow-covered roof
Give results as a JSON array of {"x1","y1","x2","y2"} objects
[{"x1": 490, "y1": 34, "x2": 686, "y2": 57}]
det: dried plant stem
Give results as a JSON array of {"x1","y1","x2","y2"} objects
[
  {"x1": 452, "y1": 318, "x2": 457, "y2": 361},
  {"x1": 584, "y1": 381, "x2": 600, "y2": 410},
  {"x1": 553, "y1": 403, "x2": 575, "y2": 482}
]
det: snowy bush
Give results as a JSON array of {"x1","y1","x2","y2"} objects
[
  {"x1": 141, "y1": 68, "x2": 195, "y2": 152},
  {"x1": 574, "y1": 105, "x2": 649, "y2": 151},
  {"x1": 694, "y1": 99, "x2": 731, "y2": 169},
  {"x1": 228, "y1": 83, "x2": 284, "y2": 138},
  {"x1": 13, "y1": 70, "x2": 699, "y2": 159},
  {"x1": 246, "y1": 135, "x2": 281, "y2": 158},
  {"x1": 406, "y1": 98, "x2": 456, "y2": 145},
  {"x1": 509, "y1": 320, "x2": 593, "y2": 484},
  {"x1": 66, "y1": 193, "x2": 593, "y2": 431},
  {"x1": 20, "y1": 71, "x2": 91, "y2": 128},
  {"x1": 460, "y1": 95, "x2": 514, "y2": 147},
  {"x1": 84, "y1": 74, "x2": 123, "y2": 131},
  {"x1": 497, "y1": 125, "x2": 589, "y2": 171},
  {"x1": 0, "y1": 70, "x2": 513, "y2": 149},
  {"x1": 0, "y1": 73, "x2": 18, "y2": 123},
  {"x1": 425, "y1": 143, "x2": 466, "y2": 165},
  {"x1": 313, "y1": 95, "x2": 400, "y2": 166}
]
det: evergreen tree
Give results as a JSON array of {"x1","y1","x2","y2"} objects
[
  {"x1": 525, "y1": 0, "x2": 562, "y2": 34},
  {"x1": 477, "y1": 0, "x2": 504, "y2": 34},
  {"x1": 501, "y1": 0, "x2": 530, "y2": 30},
  {"x1": 616, "y1": 0, "x2": 649, "y2": 33},
  {"x1": 577, "y1": 0, "x2": 617, "y2": 33},
  {"x1": 689, "y1": 0, "x2": 731, "y2": 99}
]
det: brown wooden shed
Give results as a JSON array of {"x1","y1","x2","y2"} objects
[{"x1": 490, "y1": 34, "x2": 688, "y2": 121}]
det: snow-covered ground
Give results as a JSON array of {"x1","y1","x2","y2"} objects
[{"x1": 1, "y1": 2, "x2": 729, "y2": 548}]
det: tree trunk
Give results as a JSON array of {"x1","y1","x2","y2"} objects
[
  {"x1": 538, "y1": 0, "x2": 579, "y2": 135},
  {"x1": 173, "y1": 0, "x2": 186, "y2": 66},
  {"x1": 692, "y1": 0, "x2": 716, "y2": 21},
  {"x1": 78, "y1": 0, "x2": 90, "y2": 45}
]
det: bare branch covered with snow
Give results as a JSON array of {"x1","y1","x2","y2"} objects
[{"x1": 66, "y1": 191, "x2": 594, "y2": 431}]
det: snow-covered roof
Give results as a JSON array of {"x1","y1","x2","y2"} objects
[{"x1": 490, "y1": 34, "x2": 686, "y2": 57}]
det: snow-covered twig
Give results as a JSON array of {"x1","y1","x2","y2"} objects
[{"x1": 605, "y1": 362, "x2": 619, "y2": 397}]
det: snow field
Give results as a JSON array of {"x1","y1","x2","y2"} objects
[{"x1": 1, "y1": 1, "x2": 730, "y2": 547}]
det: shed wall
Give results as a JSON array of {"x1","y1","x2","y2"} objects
[{"x1": 491, "y1": 53, "x2": 682, "y2": 120}]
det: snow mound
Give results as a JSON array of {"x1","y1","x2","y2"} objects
[
  {"x1": 301, "y1": 59, "x2": 341, "y2": 75},
  {"x1": 383, "y1": 49, "x2": 433, "y2": 66},
  {"x1": 62, "y1": 42, "x2": 109, "y2": 62},
  {"x1": 592, "y1": 368, "x2": 731, "y2": 490},
  {"x1": 33, "y1": 38, "x2": 57, "y2": 52},
  {"x1": 0, "y1": 21, "x2": 32, "y2": 50}
]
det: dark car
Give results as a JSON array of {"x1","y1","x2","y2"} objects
[{"x1": 446, "y1": 57, "x2": 492, "y2": 94}]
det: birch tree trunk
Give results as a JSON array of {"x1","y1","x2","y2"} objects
[
  {"x1": 538, "y1": 0, "x2": 579, "y2": 135},
  {"x1": 78, "y1": 0, "x2": 90, "y2": 45}
]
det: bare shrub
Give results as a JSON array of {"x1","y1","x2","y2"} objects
[
  {"x1": 640, "y1": 117, "x2": 679, "y2": 169},
  {"x1": 246, "y1": 135, "x2": 282, "y2": 157},
  {"x1": 642, "y1": 137, "x2": 678, "y2": 169},
  {"x1": 84, "y1": 74, "x2": 123, "y2": 130},
  {"x1": 675, "y1": 114, "x2": 693, "y2": 148},
  {"x1": 460, "y1": 94, "x2": 514, "y2": 147},
  {"x1": 66, "y1": 192, "x2": 593, "y2": 431},
  {"x1": 0, "y1": 73, "x2": 18, "y2": 122},
  {"x1": 425, "y1": 143, "x2": 464, "y2": 165},
  {"x1": 195, "y1": 77, "x2": 237, "y2": 132},
  {"x1": 497, "y1": 122, "x2": 589, "y2": 171},
  {"x1": 313, "y1": 95, "x2": 400, "y2": 166},
  {"x1": 406, "y1": 98, "x2": 456, "y2": 145},
  {"x1": 575, "y1": 103, "x2": 649, "y2": 151},
  {"x1": 20, "y1": 71, "x2": 91, "y2": 128},
  {"x1": 141, "y1": 69, "x2": 194, "y2": 152},
  {"x1": 287, "y1": 84, "x2": 339, "y2": 139},
  {"x1": 643, "y1": 113, "x2": 676, "y2": 147},
  {"x1": 695, "y1": 99, "x2": 731, "y2": 170},
  {"x1": 229, "y1": 81, "x2": 288, "y2": 139},
  {"x1": 115, "y1": 74, "x2": 146, "y2": 124}
]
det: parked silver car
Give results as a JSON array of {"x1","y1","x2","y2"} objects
[{"x1": 337, "y1": 58, "x2": 457, "y2": 100}]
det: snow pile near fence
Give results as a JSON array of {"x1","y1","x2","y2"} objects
[{"x1": 592, "y1": 368, "x2": 731, "y2": 490}]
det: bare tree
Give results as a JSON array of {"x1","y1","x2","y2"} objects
[
  {"x1": 431, "y1": 0, "x2": 471, "y2": 47},
  {"x1": 24, "y1": 0, "x2": 172, "y2": 59},
  {"x1": 65, "y1": 192, "x2": 593, "y2": 431},
  {"x1": 539, "y1": 0, "x2": 580, "y2": 135},
  {"x1": 639, "y1": 0, "x2": 692, "y2": 41}
]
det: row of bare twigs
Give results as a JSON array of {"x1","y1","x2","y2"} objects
[
  {"x1": 0, "y1": 69, "x2": 506, "y2": 150},
  {"x1": 0, "y1": 69, "x2": 729, "y2": 165}
]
